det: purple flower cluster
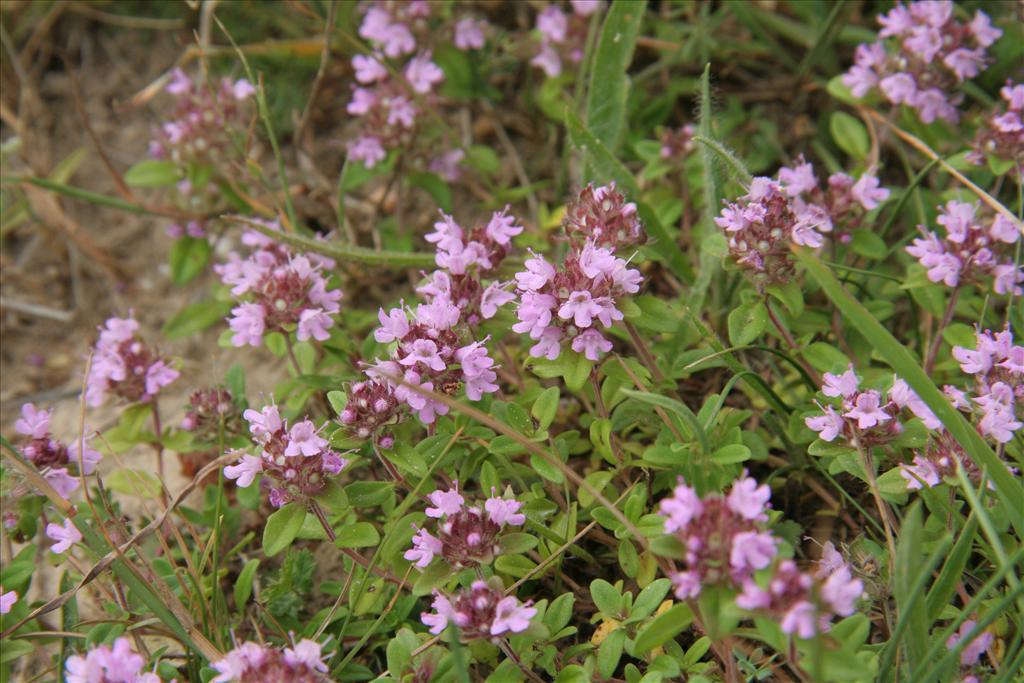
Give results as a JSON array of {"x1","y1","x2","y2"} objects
[
  {"x1": 946, "y1": 620, "x2": 993, "y2": 683},
  {"x1": 215, "y1": 221, "x2": 343, "y2": 347},
  {"x1": 347, "y1": 3, "x2": 444, "y2": 167},
  {"x1": 778, "y1": 157, "x2": 890, "y2": 239},
  {"x1": 951, "y1": 327, "x2": 1023, "y2": 443},
  {"x1": 714, "y1": 177, "x2": 830, "y2": 286},
  {"x1": 0, "y1": 588, "x2": 16, "y2": 614},
  {"x1": 149, "y1": 67, "x2": 255, "y2": 165},
  {"x1": 842, "y1": 1, "x2": 1001, "y2": 124},
  {"x1": 65, "y1": 637, "x2": 165, "y2": 683},
  {"x1": 531, "y1": 1, "x2": 604, "y2": 77},
  {"x1": 899, "y1": 430, "x2": 982, "y2": 491},
  {"x1": 658, "y1": 474, "x2": 778, "y2": 599},
  {"x1": 736, "y1": 542, "x2": 864, "y2": 639},
  {"x1": 15, "y1": 403, "x2": 101, "y2": 499},
  {"x1": 404, "y1": 483, "x2": 525, "y2": 570},
  {"x1": 418, "y1": 208, "x2": 522, "y2": 324},
  {"x1": 805, "y1": 366, "x2": 940, "y2": 447},
  {"x1": 223, "y1": 403, "x2": 347, "y2": 508},
  {"x1": 212, "y1": 639, "x2": 329, "y2": 683},
  {"x1": 421, "y1": 578, "x2": 537, "y2": 640},
  {"x1": 969, "y1": 82, "x2": 1024, "y2": 175},
  {"x1": 46, "y1": 517, "x2": 82, "y2": 554},
  {"x1": 906, "y1": 200, "x2": 1022, "y2": 295},
  {"x1": 453, "y1": 17, "x2": 487, "y2": 51},
  {"x1": 513, "y1": 185, "x2": 643, "y2": 361},
  {"x1": 180, "y1": 387, "x2": 243, "y2": 442},
  {"x1": 86, "y1": 316, "x2": 179, "y2": 407},
  {"x1": 660, "y1": 124, "x2": 696, "y2": 160}
]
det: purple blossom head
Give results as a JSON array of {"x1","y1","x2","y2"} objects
[
  {"x1": 658, "y1": 475, "x2": 777, "y2": 597},
  {"x1": 947, "y1": 620, "x2": 993, "y2": 668},
  {"x1": 212, "y1": 639, "x2": 329, "y2": 683},
  {"x1": 65, "y1": 637, "x2": 165, "y2": 683},
  {"x1": 454, "y1": 17, "x2": 487, "y2": 51},
  {"x1": 421, "y1": 579, "x2": 536, "y2": 641},
  {"x1": 0, "y1": 589, "x2": 16, "y2": 615},
  {"x1": 46, "y1": 518, "x2": 82, "y2": 554},
  {"x1": 404, "y1": 485, "x2": 526, "y2": 570},
  {"x1": 15, "y1": 402, "x2": 101, "y2": 498},
  {"x1": 86, "y1": 316, "x2": 179, "y2": 406},
  {"x1": 224, "y1": 402, "x2": 347, "y2": 506},
  {"x1": 843, "y1": 2, "x2": 1001, "y2": 124},
  {"x1": 563, "y1": 183, "x2": 645, "y2": 249}
]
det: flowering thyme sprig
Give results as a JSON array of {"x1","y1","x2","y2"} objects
[
  {"x1": 421, "y1": 577, "x2": 537, "y2": 641},
  {"x1": 13, "y1": 402, "x2": 101, "y2": 499},
  {"x1": 404, "y1": 483, "x2": 526, "y2": 570},
  {"x1": 66, "y1": 637, "x2": 169, "y2": 683},
  {"x1": 658, "y1": 473, "x2": 778, "y2": 599},
  {"x1": 85, "y1": 315, "x2": 179, "y2": 407},
  {"x1": 215, "y1": 219, "x2": 343, "y2": 347},
  {"x1": 212, "y1": 639, "x2": 330, "y2": 683},
  {"x1": 842, "y1": 1, "x2": 1002, "y2": 124},
  {"x1": 223, "y1": 403, "x2": 347, "y2": 508}
]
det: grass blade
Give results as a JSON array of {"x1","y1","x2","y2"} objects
[
  {"x1": 892, "y1": 502, "x2": 929, "y2": 675},
  {"x1": 794, "y1": 248, "x2": 1024, "y2": 537},
  {"x1": 585, "y1": 0, "x2": 646, "y2": 155},
  {"x1": 925, "y1": 514, "x2": 978, "y2": 620},
  {"x1": 619, "y1": 388, "x2": 710, "y2": 454}
]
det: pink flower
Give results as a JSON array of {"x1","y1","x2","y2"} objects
[
  {"x1": 729, "y1": 531, "x2": 777, "y2": 573},
  {"x1": 228, "y1": 302, "x2": 266, "y2": 347},
  {"x1": 426, "y1": 485, "x2": 465, "y2": 518},
  {"x1": 244, "y1": 404, "x2": 282, "y2": 442},
  {"x1": 45, "y1": 468, "x2": 79, "y2": 499},
  {"x1": 968, "y1": 11, "x2": 1002, "y2": 48},
  {"x1": 822, "y1": 366, "x2": 859, "y2": 398},
  {"x1": 880, "y1": 73, "x2": 917, "y2": 104},
  {"x1": 486, "y1": 208, "x2": 524, "y2": 245},
  {"x1": 947, "y1": 620, "x2": 993, "y2": 667},
  {"x1": 571, "y1": 329, "x2": 612, "y2": 361},
  {"x1": 454, "y1": 17, "x2": 486, "y2": 50},
  {"x1": 913, "y1": 87, "x2": 957, "y2": 123},
  {"x1": 353, "y1": 54, "x2": 387, "y2": 84},
  {"x1": 843, "y1": 62, "x2": 879, "y2": 98},
  {"x1": 144, "y1": 361, "x2": 179, "y2": 397},
  {"x1": 878, "y1": 5, "x2": 913, "y2": 37},
  {"x1": 514, "y1": 292, "x2": 556, "y2": 338},
  {"x1": 671, "y1": 570, "x2": 703, "y2": 599},
  {"x1": 484, "y1": 497, "x2": 526, "y2": 526},
  {"x1": 400, "y1": 339, "x2": 446, "y2": 372},
  {"x1": 283, "y1": 640, "x2": 327, "y2": 672},
  {"x1": 821, "y1": 565, "x2": 863, "y2": 615},
  {"x1": 806, "y1": 405, "x2": 844, "y2": 442},
  {"x1": 781, "y1": 601, "x2": 819, "y2": 639},
  {"x1": 727, "y1": 475, "x2": 772, "y2": 521},
  {"x1": 851, "y1": 174, "x2": 890, "y2": 210},
  {"x1": 531, "y1": 43, "x2": 562, "y2": 77},
  {"x1": 376, "y1": 307, "x2": 410, "y2": 343},
  {"x1": 404, "y1": 53, "x2": 444, "y2": 94},
  {"x1": 536, "y1": 6, "x2": 568, "y2": 42},
  {"x1": 231, "y1": 79, "x2": 256, "y2": 100},
  {"x1": 490, "y1": 596, "x2": 537, "y2": 635},
  {"x1": 659, "y1": 481, "x2": 703, "y2": 532},
  {"x1": 571, "y1": 0, "x2": 603, "y2": 16},
  {"x1": 285, "y1": 420, "x2": 329, "y2": 457},
  {"x1": 349, "y1": 135, "x2": 386, "y2": 167},
  {"x1": 224, "y1": 452, "x2": 262, "y2": 488},
  {"x1": 405, "y1": 527, "x2": 443, "y2": 567},
  {"x1": 297, "y1": 308, "x2": 334, "y2": 342},
  {"x1": 166, "y1": 67, "x2": 192, "y2": 95},
  {"x1": 778, "y1": 161, "x2": 818, "y2": 196},
  {"x1": 515, "y1": 253, "x2": 556, "y2": 290},
  {"x1": 480, "y1": 283, "x2": 515, "y2": 319},
  {"x1": 844, "y1": 390, "x2": 891, "y2": 429},
  {"x1": 558, "y1": 290, "x2": 602, "y2": 327},
  {"x1": 943, "y1": 48, "x2": 985, "y2": 81},
  {"x1": 15, "y1": 403, "x2": 51, "y2": 439},
  {"x1": 0, "y1": 589, "x2": 16, "y2": 615},
  {"x1": 890, "y1": 378, "x2": 942, "y2": 429},
  {"x1": 422, "y1": 593, "x2": 459, "y2": 634},
  {"x1": 46, "y1": 518, "x2": 82, "y2": 554},
  {"x1": 530, "y1": 327, "x2": 563, "y2": 360}
]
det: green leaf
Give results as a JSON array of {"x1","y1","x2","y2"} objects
[
  {"x1": 711, "y1": 443, "x2": 751, "y2": 464},
  {"x1": 633, "y1": 603, "x2": 694, "y2": 654},
  {"x1": 585, "y1": 0, "x2": 646, "y2": 154},
  {"x1": 598, "y1": 628, "x2": 626, "y2": 678},
  {"x1": 124, "y1": 159, "x2": 180, "y2": 187},
  {"x1": 406, "y1": 171, "x2": 452, "y2": 212},
  {"x1": 499, "y1": 532, "x2": 540, "y2": 555},
  {"x1": 169, "y1": 236, "x2": 211, "y2": 286},
  {"x1": 494, "y1": 554, "x2": 537, "y2": 578},
  {"x1": 590, "y1": 579, "x2": 622, "y2": 616},
  {"x1": 620, "y1": 388, "x2": 710, "y2": 454},
  {"x1": 795, "y1": 249, "x2": 1024, "y2": 535},
  {"x1": 830, "y1": 111, "x2": 869, "y2": 160},
  {"x1": 894, "y1": 502, "x2": 927, "y2": 673},
  {"x1": 0, "y1": 640, "x2": 35, "y2": 664},
  {"x1": 105, "y1": 468, "x2": 162, "y2": 498},
  {"x1": 926, "y1": 516, "x2": 977, "y2": 620},
  {"x1": 849, "y1": 229, "x2": 888, "y2": 260},
  {"x1": 727, "y1": 300, "x2": 768, "y2": 346},
  {"x1": 262, "y1": 502, "x2": 306, "y2": 557},
  {"x1": 233, "y1": 558, "x2": 260, "y2": 608},
  {"x1": 532, "y1": 386, "x2": 560, "y2": 430},
  {"x1": 334, "y1": 522, "x2": 380, "y2": 549},
  {"x1": 162, "y1": 299, "x2": 231, "y2": 340},
  {"x1": 630, "y1": 578, "x2": 671, "y2": 621},
  {"x1": 554, "y1": 666, "x2": 590, "y2": 683}
]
